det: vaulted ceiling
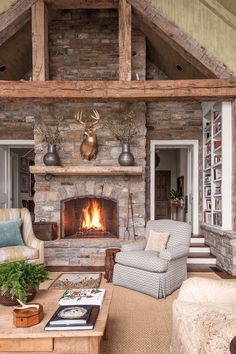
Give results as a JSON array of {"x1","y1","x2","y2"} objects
[{"x1": 0, "y1": 0, "x2": 235, "y2": 81}]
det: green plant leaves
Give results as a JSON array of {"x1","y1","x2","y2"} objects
[{"x1": 0, "y1": 261, "x2": 49, "y2": 302}]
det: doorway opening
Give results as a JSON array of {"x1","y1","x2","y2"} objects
[
  {"x1": 150, "y1": 140, "x2": 199, "y2": 235},
  {"x1": 0, "y1": 140, "x2": 35, "y2": 218}
]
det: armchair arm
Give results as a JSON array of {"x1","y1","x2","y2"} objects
[
  {"x1": 160, "y1": 245, "x2": 189, "y2": 261},
  {"x1": 177, "y1": 277, "x2": 236, "y2": 304},
  {"x1": 121, "y1": 240, "x2": 146, "y2": 252}
]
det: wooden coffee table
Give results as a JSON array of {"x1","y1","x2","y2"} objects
[{"x1": 0, "y1": 281, "x2": 113, "y2": 354}]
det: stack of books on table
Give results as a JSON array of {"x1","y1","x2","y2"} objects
[{"x1": 45, "y1": 288, "x2": 105, "y2": 331}]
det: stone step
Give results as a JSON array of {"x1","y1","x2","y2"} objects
[
  {"x1": 187, "y1": 252, "x2": 216, "y2": 264},
  {"x1": 191, "y1": 237, "x2": 205, "y2": 244},
  {"x1": 189, "y1": 246, "x2": 210, "y2": 253}
]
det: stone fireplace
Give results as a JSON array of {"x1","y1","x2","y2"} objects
[{"x1": 61, "y1": 196, "x2": 118, "y2": 238}]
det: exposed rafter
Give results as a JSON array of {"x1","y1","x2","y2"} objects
[
  {"x1": 0, "y1": 79, "x2": 235, "y2": 101},
  {"x1": 32, "y1": 0, "x2": 49, "y2": 81},
  {"x1": 119, "y1": 0, "x2": 132, "y2": 81},
  {"x1": 127, "y1": 0, "x2": 235, "y2": 79},
  {"x1": 0, "y1": 0, "x2": 37, "y2": 46},
  {"x1": 45, "y1": 0, "x2": 118, "y2": 9}
]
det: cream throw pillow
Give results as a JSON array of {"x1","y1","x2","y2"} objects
[{"x1": 145, "y1": 230, "x2": 170, "y2": 252}]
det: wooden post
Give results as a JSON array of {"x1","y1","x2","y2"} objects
[
  {"x1": 32, "y1": 0, "x2": 49, "y2": 81},
  {"x1": 119, "y1": 0, "x2": 132, "y2": 81}
]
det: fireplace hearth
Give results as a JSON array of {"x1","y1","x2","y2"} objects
[{"x1": 61, "y1": 196, "x2": 118, "y2": 238}]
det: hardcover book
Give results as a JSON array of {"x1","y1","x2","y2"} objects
[
  {"x1": 49, "y1": 305, "x2": 93, "y2": 325},
  {"x1": 45, "y1": 305, "x2": 100, "y2": 331},
  {"x1": 59, "y1": 288, "x2": 105, "y2": 306}
]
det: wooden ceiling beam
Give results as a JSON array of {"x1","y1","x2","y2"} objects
[
  {"x1": 119, "y1": 0, "x2": 132, "y2": 81},
  {"x1": 0, "y1": 79, "x2": 235, "y2": 101},
  {"x1": 45, "y1": 0, "x2": 118, "y2": 9},
  {"x1": 0, "y1": 0, "x2": 37, "y2": 46},
  {"x1": 127, "y1": 0, "x2": 235, "y2": 79},
  {"x1": 32, "y1": 0, "x2": 49, "y2": 81}
]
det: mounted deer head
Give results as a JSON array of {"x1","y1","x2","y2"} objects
[{"x1": 75, "y1": 110, "x2": 100, "y2": 160}]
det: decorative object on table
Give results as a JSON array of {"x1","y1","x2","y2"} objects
[
  {"x1": 169, "y1": 189, "x2": 183, "y2": 203},
  {"x1": 75, "y1": 110, "x2": 100, "y2": 160},
  {"x1": 0, "y1": 261, "x2": 49, "y2": 306},
  {"x1": 35, "y1": 116, "x2": 64, "y2": 166},
  {"x1": 169, "y1": 189, "x2": 184, "y2": 221},
  {"x1": 13, "y1": 299, "x2": 43, "y2": 327},
  {"x1": 104, "y1": 248, "x2": 121, "y2": 283},
  {"x1": 45, "y1": 305, "x2": 100, "y2": 331},
  {"x1": 59, "y1": 288, "x2": 105, "y2": 306},
  {"x1": 107, "y1": 110, "x2": 137, "y2": 166},
  {"x1": 49, "y1": 273, "x2": 102, "y2": 290}
]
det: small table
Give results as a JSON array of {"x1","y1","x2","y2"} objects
[
  {"x1": 104, "y1": 248, "x2": 121, "y2": 283},
  {"x1": 33, "y1": 222, "x2": 58, "y2": 241},
  {"x1": 0, "y1": 285, "x2": 113, "y2": 354}
]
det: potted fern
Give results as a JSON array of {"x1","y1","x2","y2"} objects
[{"x1": 0, "y1": 261, "x2": 49, "y2": 306}]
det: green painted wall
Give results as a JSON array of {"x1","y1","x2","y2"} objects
[{"x1": 151, "y1": 0, "x2": 236, "y2": 72}]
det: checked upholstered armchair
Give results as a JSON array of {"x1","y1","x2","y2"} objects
[{"x1": 113, "y1": 219, "x2": 191, "y2": 298}]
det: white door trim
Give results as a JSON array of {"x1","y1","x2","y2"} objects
[
  {"x1": 150, "y1": 139, "x2": 199, "y2": 235},
  {"x1": 0, "y1": 140, "x2": 34, "y2": 146},
  {"x1": 0, "y1": 140, "x2": 34, "y2": 207}
]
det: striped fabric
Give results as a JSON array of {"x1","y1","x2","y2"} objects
[
  {"x1": 0, "y1": 208, "x2": 44, "y2": 264},
  {"x1": 113, "y1": 219, "x2": 191, "y2": 298}
]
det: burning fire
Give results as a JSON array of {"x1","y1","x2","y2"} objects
[{"x1": 81, "y1": 200, "x2": 103, "y2": 230}]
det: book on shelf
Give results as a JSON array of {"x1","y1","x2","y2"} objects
[
  {"x1": 213, "y1": 212, "x2": 222, "y2": 227},
  {"x1": 59, "y1": 288, "x2": 105, "y2": 307},
  {"x1": 45, "y1": 305, "x2": 100, "y2": 331},
  {"x1": 213, "y1": 168, "x2": 222, "y2": 180},
  {"x1": 204, "y1": 211, "x2": 212, "y2": 224},
  {"x1": 214, "y1": 140, "x2": 221, "y2": 150}
]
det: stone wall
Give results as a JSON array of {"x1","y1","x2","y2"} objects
[
  {"x1": 49, "y1": 9, "x2": 146, "y2": 80},
  {"x1": 34, "y1": 101, "x2": 146, "y2": 240},
  {"x1": 145, "y1": 61, "x2": 203, "y2": 221},
  {"x1": 201, "y1": 224, "x2": 236, "y2": 275}
]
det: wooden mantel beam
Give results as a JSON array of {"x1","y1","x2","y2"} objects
[
  {"x1": 0, "y1": 79, "x2": 235, "y2": 101},
  {"x1": 32, "y1": 0, "x2": 49, "y2": 81},
  {"x1": 119, "y1": 0, "x2": 132, "y2": 81}
]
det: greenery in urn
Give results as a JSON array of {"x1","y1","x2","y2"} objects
[
  {"x1": 107, "y1": 111, "x2": 138, "y2": 143},
  {"x1": 34, "y1": 116, "x2": 64, "y2": 145},
  {"x1": 169, "y1": 189, "x2": 183, "y2": 201},
  {"x1": 0, "y1": 261, "x2": 49, "y2": 302}
]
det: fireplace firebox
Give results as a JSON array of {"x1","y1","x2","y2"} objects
[{"x1": 61, "y1": 196, "x2": 118, "y2": 238}]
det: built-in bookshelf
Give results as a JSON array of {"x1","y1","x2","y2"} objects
[{"x1": 202, "y1": 102, "x2": 232, "y2": 230}]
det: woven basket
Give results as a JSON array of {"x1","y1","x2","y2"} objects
[{"x1": 0, "y1": 286, "x2": 37, "y2": 306}]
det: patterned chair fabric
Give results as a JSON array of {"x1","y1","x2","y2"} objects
[
  {"x1": 113, "y1": 219, "x2": 191, "y2": 298},
  {"x1": 170, "y1": 277, "x2": 236, "y2": 354},
  {"x1": 0, "y1": 208, "x2": 44, "y2": 264}
]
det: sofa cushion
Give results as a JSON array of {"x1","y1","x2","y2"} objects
[
  {"x1": 0, "y1": 246, "x2": 39, "y2": 263},
  {"x1": 145, "y1": 230, "x2": 169, "y2": 252},
  {"x1": 116, "y1": 250, "x2": 168, "y2": 272},
  {"x1": 172, "y1": 301, "x2": 236, "y2": 354},
  {"x1": 0, "y1": 219, "x2": 23, "y2": 248}
]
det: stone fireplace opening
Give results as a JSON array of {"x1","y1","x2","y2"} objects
[{"x1": 61, "y1": 196, "x2": 118, "y2": 238}]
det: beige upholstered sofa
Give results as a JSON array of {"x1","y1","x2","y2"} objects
[
  {"x1": 0, "y1": 208, "x2": 44, "y2": 264},
  {"x1": 170, "y1": 277, "x2": 236, "y2": 354}
]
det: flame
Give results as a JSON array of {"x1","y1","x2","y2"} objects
[{"x1": 81, "y1": 200, "x2": 103, "y2": 230}]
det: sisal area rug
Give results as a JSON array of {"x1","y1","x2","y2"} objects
[
  {"x1": 49, "y1": 272, "x2": 102, "y2": 289},
  {"x1": 101, "y1": 272, "x2": 221, "y2": 354}
]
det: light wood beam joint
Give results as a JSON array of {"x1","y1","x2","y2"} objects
[
  {"x1": 32, "y1": 0, "x2": 49, "y2": 81},
  {"x1": 119, "y1": 0, "x2": 132, "y2": 81}
]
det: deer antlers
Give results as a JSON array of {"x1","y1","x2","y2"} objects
[{"x1": 75, "y1": 110, "x2": 100, "y2": 127}]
